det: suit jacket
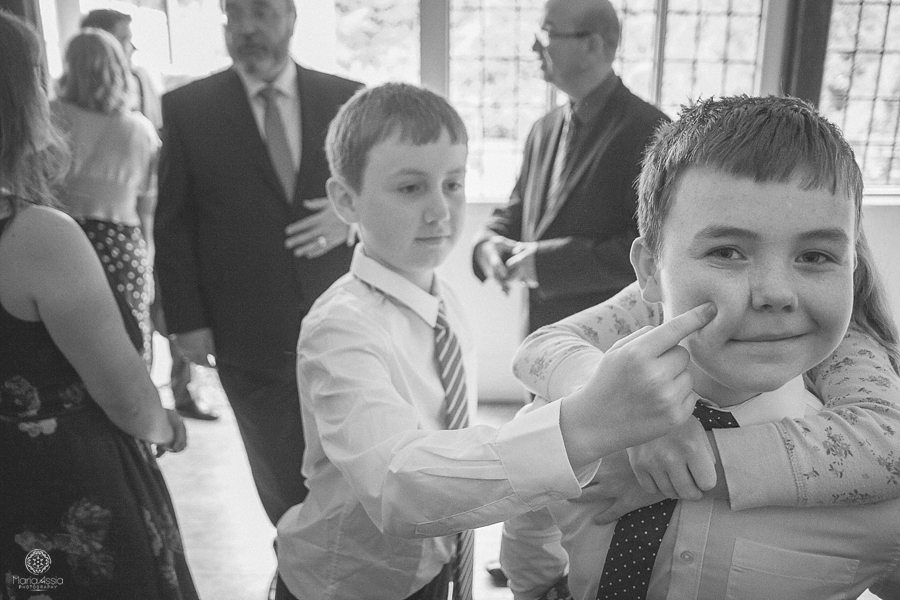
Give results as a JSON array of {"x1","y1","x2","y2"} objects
[
  {"x1": 474, "y1": 77, "x2": 669, "y2": 332},
  {"x1": 156, "y1": 64, "x2": 362, "y2": 374}
]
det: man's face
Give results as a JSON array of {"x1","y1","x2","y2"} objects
[
  {"x1": 633, "y1": 167, "x2": 856, "y2": 406},
  {"x1": 532, "y1": 0, "x2": 590, "y2": 91},
  {"x1": 223, "y1": 0, "x2": 295, "y2": 81},
  {"x1": 333, "y1": 130, "x2": 468, "y2": 292},
  {"x1": 111, "y1": 21, "x2": 135, "y2": 64}
]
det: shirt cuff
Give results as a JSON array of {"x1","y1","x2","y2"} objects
[
  {"x1": 496, "y1": 400, "x2": 584, "y2": 509},
  {"x1": 714, "y1": 424, "x2": 797, "y2": 511}
]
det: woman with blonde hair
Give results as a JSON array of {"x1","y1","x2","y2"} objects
[
  {"x1": 53, "y1": 27, "x2": 159, "y2": 364},
  {"x1": 0, "y1": 11, "x2": 196, "y2": 598}
]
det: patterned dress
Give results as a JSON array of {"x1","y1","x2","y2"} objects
[{"x1": 0, "y1": 221, "x2": 197, "y2": 600}]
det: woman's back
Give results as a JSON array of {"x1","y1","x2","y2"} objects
[{"x1": 51, "y1": 100, "x2": 158, "y2": 225}]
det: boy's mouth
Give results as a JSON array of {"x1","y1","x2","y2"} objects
[{"x1": 733, "y1": 332, "x2": 803, "y2": 343}]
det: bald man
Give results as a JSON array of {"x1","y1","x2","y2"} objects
[{"x1": 473, "y1": 0, "x2": 669, "y2": 334}]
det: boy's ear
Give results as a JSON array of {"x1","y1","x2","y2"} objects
[
  {"x1": 326, "y1": 177, "x2": 358, "y2": 225},
  {"x1": 630, "y1": 237, "x2": 663, "y2": 304}
]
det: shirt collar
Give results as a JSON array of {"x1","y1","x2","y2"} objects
[
  {"x1": 350, "y1": 245, "x2": 442, "y2": 327},
  {"x1": 696, "y1": 376, "x2": 819, "y2": 426},
  {"x1": 234, "y1": 60, "x2": 298, "y2": 102},
  {"x1": 571, "y1": 72, "x2": 619, "y2": 125}
]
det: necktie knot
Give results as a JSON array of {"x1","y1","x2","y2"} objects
[
  {"x1": 259, "y1": 84, "x2": 279, "y2": 104},
  {"x1": 692, "y1": 401, "x2": 740, "y2": 430}
]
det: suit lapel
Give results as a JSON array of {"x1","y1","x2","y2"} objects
[
  {"x1": 534, "y1": 87, "x2": 628, "y2": 239},
  {"x1": 523, "y1": 110, "x2": 566, "y2": 242}
]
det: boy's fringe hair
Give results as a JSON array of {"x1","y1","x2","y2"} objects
[
  {"x1": 637, "y1": 95, "x2": 898, "y2": 371},
  {"x1": 326, "y1": 82, "x2": 468, "y2": 193}
]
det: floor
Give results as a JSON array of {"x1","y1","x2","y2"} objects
[{"x1": 151, "y1": 335, "x2": 516, "y2": 600}]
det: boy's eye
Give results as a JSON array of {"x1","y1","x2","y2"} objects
[
  {"x1": 797, "y1": 251, "x2": 834, "y2": 265},
  {"x1": 707, "y1": 247, "x2": 744, "y2": 261},
  {"x1": 445, "y1": 180, "x2": 464, "y2": 193},
  {"x1": 397, "y1": 183, "x2": 422, "y2": 194}
]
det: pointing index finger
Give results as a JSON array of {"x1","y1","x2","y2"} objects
[{"x1": 640, "y1": 302, "x2": 716, "y2": 356}]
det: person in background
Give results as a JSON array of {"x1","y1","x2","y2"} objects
[
  {"x1": 52, "y1": 28, "x2": 158, "y2": 366},
  {"x1": 80, "y1": 8, "x2": 218, "y2": 420},
  {"x1": 0, "y1": 11, "x2": 195, "y2": 598},
  {"x1": 473, "y1": 0, "x2": 668, "y2": 334},
  {"x1": 155, "y1": 0, "x2": 361, "y2": 525}
]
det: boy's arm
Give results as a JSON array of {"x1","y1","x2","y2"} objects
[
  {"x1": 513, "y1": 286, "x2": 900, "y2": 509},
  {"x1": 301, "y1": 302, "x2": 709, "y2": 539},
  {"x1": 300, "y1": 311, "x2": 588, "y2": 539}
]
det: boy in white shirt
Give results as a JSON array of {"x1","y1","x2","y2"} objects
[
  {"x1": 500, "y1": 95, "x2": 900, "y2": 600},
  {"x1": 274, "y1": 83, "x2": 718, "y2": 600}
]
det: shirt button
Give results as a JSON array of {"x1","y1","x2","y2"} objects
[{"x1": 680, "y1": 551, "x2": 694, "y2": 563}]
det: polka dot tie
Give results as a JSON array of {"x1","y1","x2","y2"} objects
[
  {"x1": 434, "y1": 303, "x2": 473, "y2": 600},
  {"x1": 594, "y1": 401, "x2": 739, "y2": 599}
]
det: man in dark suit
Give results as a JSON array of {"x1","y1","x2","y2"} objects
[
  {"x1": 155, "y1": 0, "x2": 361, "y2": 525},
  {"x1": 473, "y1": 0, "x2": 669, "y2": 334}
]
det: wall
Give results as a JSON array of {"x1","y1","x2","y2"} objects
[{"x1": 450, "y1": 197, "x2": 900, "y2": 403}]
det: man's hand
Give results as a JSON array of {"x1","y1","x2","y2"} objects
[
  {"x1": 285, "y1": 197, "x2": 351, "y2": 259},
  {"x1": 572, "y1": 451, "x2": 665, "y2": 524},
  {"x1": 474, "y1": 235, "x2": 518, "y2": 293},
  {"x1": 505, "y1": 241, "x2": 538, "y2": 286},
  {"x1": 170, "y1": 327, "x2": 216, "y2": 367},
  {"x1": 559, "y1": 302, "x2": 717, "y2": 469},
  {"x1": 627, "y1": 417, "x2": 717, "y2": 500}
]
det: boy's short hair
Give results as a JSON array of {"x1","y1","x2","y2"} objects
[
  {"x1": 637, "y1": 95, "x2": 863, "y2": 257},
  {"x1": 326, "y1": 82, "x2": 468, "y2": 193}
]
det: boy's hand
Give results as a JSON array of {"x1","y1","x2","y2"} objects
[
  {"x1": 573, "y1": 451, "x2": 665, "y2": 524},
  {"x1": 559, "y1": 302, "x2": 717, "y2": 468},
  {"x1": 627, "y1": 418, "x2": 717, "y2": 500},
  {"x1": 285, "y1": 197, "x2": 350, "y2": 259}
]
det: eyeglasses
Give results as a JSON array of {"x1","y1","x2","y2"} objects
[{"x1": 534, "y1": 29, "x2": 594, "y2": 48}]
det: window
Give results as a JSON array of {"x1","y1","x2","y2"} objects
[{"x1": 820, "y1": 0, "x2": 900, "y2": 187}]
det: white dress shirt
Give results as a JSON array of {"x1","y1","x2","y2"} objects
[
  {"x1": 276, "y1": 245, "x2": 594, "y2": 600},
  {"x1": 502, "y1": 377, "x2": 900, "y2": 599},
  {"x1": 234, "y1": 61, "x2": 301, "y2": 169}
]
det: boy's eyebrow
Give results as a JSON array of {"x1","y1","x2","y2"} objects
[
  {"x1": 388, "y1": 166, "x2": 467, "y2": 177},
  {"x1": 692, "y1": 225, "x2": 851, "y2": 244}
]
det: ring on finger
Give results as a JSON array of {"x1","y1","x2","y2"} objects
[{"x1": 316, "y1": 235, "x2": 327, "y2": 248}]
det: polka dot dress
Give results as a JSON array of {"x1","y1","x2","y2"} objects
[
  {"x1": 595, "y1": 402, "x2": 740, "y2": 599},
  {"x1": 76, "y1": 218, "x2": 153, "y2": 366}
]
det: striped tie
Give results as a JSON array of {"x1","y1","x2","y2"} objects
[
  {"x1": 595, "y1": 401, "x2": 739, "y2": 599},
  {"x1": 434, "y1": 303, "x2": 473, "y2": 600},
  {"x1": 259, "y1": 85, "x2": 296, "y2": 199}
]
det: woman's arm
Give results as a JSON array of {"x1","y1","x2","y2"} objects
[
  {"x1": 5, "y1": 206, "x2": 180, "y2": 447},
  {"x1": 512, "y1": 281, "x2": 900, "y2": 507}
]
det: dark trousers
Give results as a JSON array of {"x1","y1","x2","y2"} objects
[
  {"x1": 274, "y1": 565, "x2": 451, "y2": 600},
  {"x1": 217, "y1": 363, "x2": 306, "y2": 525}
]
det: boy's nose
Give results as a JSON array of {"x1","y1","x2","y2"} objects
[
  {"x1": 424, "y1": 192, "x2": 451, "y2": 222},
  {"x1": 749, "y1": 265, "x2": 798, "y2": 312}
]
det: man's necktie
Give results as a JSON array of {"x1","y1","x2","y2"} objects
[
  {"x1": 259, "y1": 85, "x2": 296, "y2": 199},
  {"x1": 433, "y1": 303, "x2": 474, "y2": 600},
  {"x1": 595, "y1": 402, "x2": 739, "y2": 599},
  {"x1": 544, "y1": 106, "x2": 579, "y2": 218}
]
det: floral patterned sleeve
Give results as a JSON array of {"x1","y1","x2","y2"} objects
[{"x1": 512, "y1": 281, "x2": 900, "y2": 509}]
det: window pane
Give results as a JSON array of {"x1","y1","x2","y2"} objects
[
  {"x1": 449, "y1": 0, "x2": 545, "y2": 201},
  {"x1": 334, "y1": 0, "x2": 419, "y2": 84},
  {"x1": 820, "y1": 0, "x2": 900, "y2": 187},
  {"x1": 658, "y1": 0, "x2": 765, "y2": 116}
]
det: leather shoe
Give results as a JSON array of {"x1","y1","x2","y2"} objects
[{"x1": 175, "y1": 398, "x2": 220, "y2": 421}]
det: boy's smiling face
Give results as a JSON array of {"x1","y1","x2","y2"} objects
[
  {"x1": 632, "y1": 167, "x2": 856, "y2": 406},
  {"x1": 330, "y1": 129, "x2": 467, "y2": 291}
]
